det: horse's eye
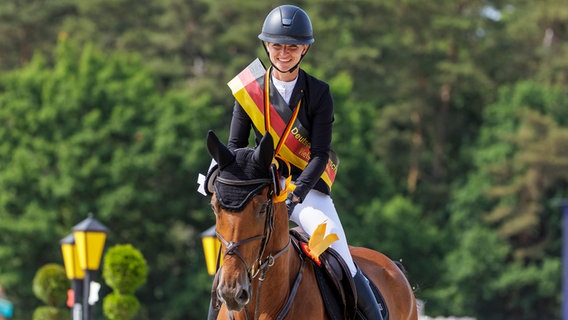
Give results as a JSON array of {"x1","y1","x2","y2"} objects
[{"x1": 258, "y1": 202, "x2": 268, "y2": 216}]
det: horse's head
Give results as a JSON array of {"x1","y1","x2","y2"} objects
[{"x1": 206, "y1": 130, "x2": 279, "y2": 311}]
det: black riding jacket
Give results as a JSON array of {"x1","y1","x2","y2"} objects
[{"x1": 228, "y1": 68, "x2": 334, "y2": 201}]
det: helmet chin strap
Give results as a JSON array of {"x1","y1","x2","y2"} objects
[{"x1": 262, "y1": 42, "x2": 310, "y2": 74}]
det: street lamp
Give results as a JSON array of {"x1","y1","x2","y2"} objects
[
  {"x1": 201, "y1": 225, "x2": 223, "y2": 276},
  {"x1": 60, "y1": 234, "x2": 84, "y2": 320},
  {"x1": 202, "y1": 225, "x2": 224, "y2": 320},
  {"x1": 72, "y1": 213, "x2": 109, "y2": 320}
]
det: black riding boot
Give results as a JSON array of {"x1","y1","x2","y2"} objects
[{"x1": 354, "y1": 268, "x2": 384, "y2": 320}]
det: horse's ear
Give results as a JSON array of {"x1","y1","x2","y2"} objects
[
  {"x1": 253, "y1": 133, "x2": 275, "y2": 169},
  {"x1": 207, "y1": 130, "x2": 234, "y2": 168}
]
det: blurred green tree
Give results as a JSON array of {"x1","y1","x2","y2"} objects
[{"x1": 0, "y1": 39, "x2": 224, "y2": 319}]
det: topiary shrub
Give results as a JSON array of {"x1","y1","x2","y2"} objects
[
  {"x1": 102, "y1": 244, "x2": 148, "y2": 320},
  {"x1": 32, "y1": 306, "x2": 69, "y2": 320},
  {"x1": 32, "y1": 264, "x2": 69, "y2": 307},
  {"x1": 102, "y1": 292, "x2": 140, "y2": 320},
  {"x1": 103, "y1": 244, "x2": 148, "y2": 295}
]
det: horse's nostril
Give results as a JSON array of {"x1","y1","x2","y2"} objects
[
  {"x1": 218, "y1": 279, "x2": 251, "y2": 311},
  {"x1": 237, "y1": 287, "x2": 249, "y2": 303}
]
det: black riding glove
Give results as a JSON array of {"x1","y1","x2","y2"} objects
[{"x1": 285, "y1": 192, "x2": 299, "y2": 217}]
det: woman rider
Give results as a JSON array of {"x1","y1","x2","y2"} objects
[{"x1": 222, "y1": 5, "x2": 384, "y2": 320}]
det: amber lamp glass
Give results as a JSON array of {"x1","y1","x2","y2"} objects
[
  {"x1": 201, "y1": 225, "x2": 223, "y2": 276},
  {"x1": 72, "y1": 213, "x2": 109, "y2": 271},
  {"x1": 60, "y1": 234, "x2": 85, "y2": 280}
]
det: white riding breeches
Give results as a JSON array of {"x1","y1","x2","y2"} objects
[{"x1": 289, "y1": 189, "x2": 357, "y2": 277}]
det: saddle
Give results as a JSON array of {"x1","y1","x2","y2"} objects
[{"x1": 289, "y1": 228, "x2": 389, "y2": 320}]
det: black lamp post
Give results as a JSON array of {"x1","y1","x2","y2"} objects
[
  {"x1": 60, "y1": 234, "x2": 85, "y2": 320},
  {"x1": 72, "y1": 213, "x2": 109, "y2": 320}
]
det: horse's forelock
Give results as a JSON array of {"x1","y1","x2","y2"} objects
[
  {"x1": 214, "y1": 147, "x2": 271, "y2": 212},
  {"x1": 231, "y1": 147, "x2": 271, "y2": 180}
]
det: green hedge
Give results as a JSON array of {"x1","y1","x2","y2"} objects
[
  {"x1": 103, "y1": 244, "x2": 148, "y2": 294},
  {"x1": 103, "y1": 244, "x2": 148, "y2": 320},
  {"x1": 32, "y1": 306, "x2": 69, "y2": 320},
  {"x1": 32, "y1": 264, "x2": 69, "y2": 307},
  {"x1": 103, "y1": 292, "x2": 140, "y2": 320}
]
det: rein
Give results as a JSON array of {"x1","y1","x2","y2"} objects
[{"x1": 215, "y1": 176, "x2": 301, "y2": 320}]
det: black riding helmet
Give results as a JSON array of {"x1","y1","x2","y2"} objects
[
  {"x1": 258, "y1": 5, "x2": 314, "y2": 73},
  {"x1": 258, "y1": 5, "x2": 315, "y2": 45}
]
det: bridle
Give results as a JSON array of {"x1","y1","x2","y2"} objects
[
  {"x1": 214, "y1": 176, "x2": 292, "y2": 320},
  {"x1": 214, "y1": 178, "x2": 290, "y2": 280}
]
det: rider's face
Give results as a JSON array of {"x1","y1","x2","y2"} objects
[{"x1": 265, "y1": 42, "x2": 309, "y2": 80}]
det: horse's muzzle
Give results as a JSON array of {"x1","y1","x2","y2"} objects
[{"x1": 217, "y1": 268, "x2": 252, "y2": 311}]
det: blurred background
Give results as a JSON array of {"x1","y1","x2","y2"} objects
[{"x1": 0, "y1": 0, "x2": 566, "y2": 319}]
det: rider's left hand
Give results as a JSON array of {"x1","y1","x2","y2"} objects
[{"x1": 285, "y1": 192, "x2": 299, "y2": 217}]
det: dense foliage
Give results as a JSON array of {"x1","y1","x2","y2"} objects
[
  {"x1": 31, "y1": 264, "x2": 69, "y2": 320},
  {"x1": 0, "y1": 0, "x2": 566, "y2": 319},
  {"x1": 102, "y1": 244, "x2": 148, "y2": 320},
  {"x1": 32, "y1": 306, "x2": 68, "y2": 320},
  {"x1": 103, "y1": 292, "x2": 140, "y2": 320},
  {"x1": 32, "y1": 264, "x2": 68, "y2": 308},
  {"x1": 103, "y1": 244, "x2": 148, "y2": 295}
]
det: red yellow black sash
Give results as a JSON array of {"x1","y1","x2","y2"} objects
[{"x1": 227, "y1": 59, "x2": 339, "y2": 189}]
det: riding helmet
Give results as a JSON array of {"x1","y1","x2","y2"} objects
[{"x1": 258, "y1": 5, "x2": 315, "y2": 45}]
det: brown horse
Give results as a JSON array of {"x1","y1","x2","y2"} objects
[{"x1": 205, "y1": 131, "x2": 418, "y2": 320}]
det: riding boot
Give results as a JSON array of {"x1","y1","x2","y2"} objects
[
  {"x1": 353, "y1": 268, "x2": 384, "y2": 320},
  {"x1": 207, "y1": 299, "x2": 219, "y2": 320}
]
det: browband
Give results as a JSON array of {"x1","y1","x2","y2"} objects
[{"x1": 216, "y1": 177, "x2": 272, "y2": 186}]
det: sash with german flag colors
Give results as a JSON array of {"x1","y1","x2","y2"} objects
[{"x1": 227, "y1": 58, "x2": 339, "y2": 189}]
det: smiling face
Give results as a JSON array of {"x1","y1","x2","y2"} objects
[{"x1": 264, "y1": 42, "x2": 309, "y2": 81}]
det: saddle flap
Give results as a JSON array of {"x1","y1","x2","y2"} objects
[
  {"x1": 319, "y1": 245, "x2": 358, "y2": 318},
  {"x1": 290, "y1": 228, "x2": 357, "y2": 319}
]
